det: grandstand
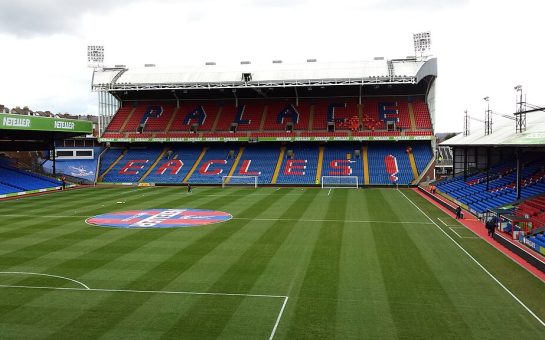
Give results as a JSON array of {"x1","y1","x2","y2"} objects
[
  {"x1": 437, "y1": 106, "x2": 545, "y2": 259},
  {"x1": 93, "y1": 57, "x2": 438, "y2": 186},
  {"x1": 0, "y1": 114, "x2": 94, "y2": 197},
  {"x1": 3, "y1": 55, "x2": 545, "y2": 339}
]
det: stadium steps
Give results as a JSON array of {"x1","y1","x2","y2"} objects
[
  {"x1": 120, "y1": 107, "x2": 136, "y2": 132},
  {"x1": 411, "y1": 153, "x2": 436, "y2": 185},
  {"x1": 225, "y1": 147, "x2": 245, "y2": 184},
  {"x1": 165, "y1": 107, "x2": 179, "y2": 132},
  {"x1": 308, "y1": 105, "x2": 315, "y2": 130},
  {"x1": 363, "y1": 145, "x2": 370, "y2": 185},
  {"x1": 408, "y1": 102, "x2": 417, "y2": 130},
  {"x1": 357, "y1": 103, "x2": 363, "y2": 128},
  {"x1": 315, "y1": 146, "x2": 325, "y2": 184},
  {"x1": 183, "y1": 147, "x2": 208, "y2": 183},
  {"x1": 138, "y1": 147, "x2": 169, "y2": 183},
  {"x1": 259, "y1": 106, "x2": 268, "y2": 131},
  {"x1": 271, "y1": 147, "x2": 286, "y2": 184},
  {"x1": 408, "y1": 148, "x2": 419, "y2": 180},
  {"x1": 98, "y1": 148, "x2": 127, "y2": 181},
  {"x1": 210, "y1": 106, "x2": 222, "y2": 132}
]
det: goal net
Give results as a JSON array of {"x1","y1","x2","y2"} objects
[
  {"x1": 321, "y1": 176, "x2": 359, "y2": 189},
  {"x1": 221, "y1": 176, "x2": 258, "y2": 188}
]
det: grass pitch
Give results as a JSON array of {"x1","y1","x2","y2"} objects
[{"x1": 0, "y1": 186, "x2": 544, "y2": 339}]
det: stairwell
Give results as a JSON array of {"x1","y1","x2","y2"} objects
[
  {"x1": 271, "y1": 147, "x2": 286, "y2": 184},
  {"x1": 98, "y1": 149, "x2": 127, "y2": 182},
  {"x1": 362, "y1": 145, "x2": 370, "y2": 185},
  {"x1": 211, "y1": 106, "x2": 223, "y2": 132},
  {"x1": 407, "y1": 148, "x2": 419, "y2": 180},
  {"x1": 183, "y1": 147, "x2": 208, "y2": 183},
  {"x1": 315, "y1": 146, "x2": 325, "y2": 185},
  {"x1": 408, "y1": 102, "x2": 417, "y2": 130},
  {"x1": 225, "y1": 147, "x2": 245, "y2": 183},
  {"x1": 119, "y1": 108, "x2": 136, "y2": 133},
  {"x1": 139, "y1": 147, "x2": 169, "y2": 183}
]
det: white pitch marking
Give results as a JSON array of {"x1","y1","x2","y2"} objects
[
  {"x1": 0, "y1": 272, "x2": 89, "y2": 290},
  {"x1": 0, "y1": 214, "x2": 434, "y2": 225},
  {"x1": 0, "y1": 283, "x2": 286, "y2": 299},
  {"x1": 437, "y1": 218, "x2": 448, "y2": 226},
  {"x1": 0, "y1": 283, "x2": 289, "y2": 339},
  {"x1": 328, "y1": 188, "x2": 332, "y2": 196},
  {"x1": 269, "y1": 296, "x2": 289, "y2": 340},
  {"x1": 232, "y1": 217, "x2": 432, "y2": 225},
  {"x1": 448, "y1": 227, "x2": 464, "y2": 239},
  {"x1": 397, "y1": 189, "x2": 545, "y2": 328},
  {"x1": 449, "y1": 226, "x2": 479, "y2": 239}
]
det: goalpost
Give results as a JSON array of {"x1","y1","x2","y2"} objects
[
  {"x1": 221, "y1": 176, "x2": 258, "y2": 188},
  {"x1": 321, "y1": 176, "x2": 359, "y2": 189}
]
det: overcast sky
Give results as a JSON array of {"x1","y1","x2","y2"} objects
[{"x1": 0, "y1": 0, "x2": 543, "y2": 133}]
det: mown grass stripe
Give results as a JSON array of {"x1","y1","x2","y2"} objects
[
  {"x1": 160, "y1": 189, "x2": 321, "y2": 339},
  {"x1": 45, "y1": 189, "x2": 294, "y2": 339},
  {"x1": 0, "y1": 187, "x2": 254, "y2": 329},
  {"x1": 370, "y1": 189, "x2": 474, "y2": 339},
  {"x1": 285, "y1": 189, "x2": 348, "y2": 339}
]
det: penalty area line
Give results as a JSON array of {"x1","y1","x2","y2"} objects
[
  {"x1": 0, "y1": 283, "x2": 286, "y2": 299},
  {"x1": 269, "y1": 296, "x2": 288, "y2": 340},
  {"x1": 0, "y1": 283, "x2": 289, "y2": 340},
  {"x1": 397, "y1": 189, "x2": 545, "y2": 328}
]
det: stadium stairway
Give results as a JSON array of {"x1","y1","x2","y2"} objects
[
  {"x1": 138, "y1": 147, "x2": 169, "y2": 183},
  {"x1": 144, "y1": 145, "x2": 203, "y2": 184},
  {"x1": 230, "y1": 145, "x2": 281, "y2": 184},
  {"x1": 315, "y1": 146, "x2": 325, "y2": 184},
  {"x1": 224, "y1": 146, "x2": 246, "y2": 183},
  {"x1": 98, "y1": 148, "x2": 127, "y2": 181},
  {"x1": 186, "y1": 146, "x2": 240, "y2": 184},
  {"x1": 363, "y1": 145, "x2": 370, "y2": 185},
  {"x1": 407, "y1": 148, "x2": 419, "y2": 180},
  {"x1": 408, "y1": 101, "x2": 417, "y2": 130},
  {"x1": 271, "y1": 147, "x2": 286, "y2": 184},
  {"x1": 275, "y1": 144, "x2": 319, "y2": 185},
  {"x1": 183, "y1": 147, "x2": 208, "y2": 183},
  {"x1": 102, "y1": 148, "x2": 163, "y2": 183},
  {"x1": 367, "y1": 143, "x2": 416, "y2": 185},
  {"x1": 321, "y1": 144, "x2": 364, "y2": 186}
]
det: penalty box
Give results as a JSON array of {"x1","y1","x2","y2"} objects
[{"x1": 0, "y1": 281, "x2": 288, "y2": 339}]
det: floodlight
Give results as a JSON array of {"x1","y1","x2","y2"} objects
[{"x1": 87, "y1": 45, "x2": 104, "y2": 68}]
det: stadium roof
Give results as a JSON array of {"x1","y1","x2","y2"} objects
[
  {"x1": 441, "y1": 112, "x2": 545, "y2": 147},
  {"x1": 92, "y1": 57, "x2": 437, "y2": 92},
  {"x1": 0, "y1": 114, "x2": 93, "y2": 151}
]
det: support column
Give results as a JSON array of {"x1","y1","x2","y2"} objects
[
  {"x1": 52, "y1": 140, "x2": 56, "y2": 177},
  {"x1": 516, "y1": 149, "x2": 521, "y2": 200},
  {"x1": 486, "y1": 147, "x2": 490, "y2": 191}
]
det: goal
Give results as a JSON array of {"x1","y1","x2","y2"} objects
[
  {"x1": 321, "y1": 176, "x2": 359, "y2": 189},
  {"x1": 221, "y1": 176, "x2": 258, "y2": 188}
]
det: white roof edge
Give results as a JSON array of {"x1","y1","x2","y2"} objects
[{"x1": 91, "y1": 57, "x2": 436, "y2": 89}]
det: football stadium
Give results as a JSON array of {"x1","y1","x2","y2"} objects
[{"x1": 1, "y1": 49, "x2": 545, "y2": 339}]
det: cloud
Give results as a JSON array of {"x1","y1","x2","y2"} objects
[
  {"x1": 359, "y1": 0, "x2": 469, "y2": 10},
  {"x1": 0, "y1": 0, "x2": 199, "y2": 37}
]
